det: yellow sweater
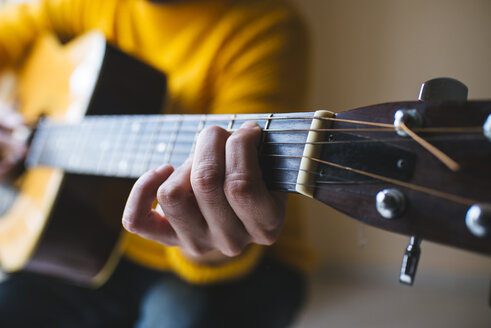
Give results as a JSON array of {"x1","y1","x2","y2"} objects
[{"x1": 0, "y1": 0, "x2": 311, "y2": 284}]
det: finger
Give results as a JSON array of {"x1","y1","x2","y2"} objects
[
  {"x1": 224, "y1": 121, "x2": 287, "y2": 245},
  {"x1": 0, "y1": 107, "x2": 23, "y2": 130},
  {"x1": 0, "y1": 162, "x2": 15, "y2": 180},
  {"x1": 122, "y1": 164, "x2": 179, "y2": 246},
  {"x1": 190, "y1": 126, "x2": 250, "y2": 256},
  {"x1": 157, "y1": 159, "x2": 212, "y2": 256},
  {"x1": 0, "y1": 130, "x2": 27, "y2": 160}
]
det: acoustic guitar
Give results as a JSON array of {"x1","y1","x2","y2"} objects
[{"x1": 0, "y1": 32, "x2": 490, "y2": 287}]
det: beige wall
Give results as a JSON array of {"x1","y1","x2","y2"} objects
[{"x1": 291, "y1": 0, "x2": 491, "y2": 276}]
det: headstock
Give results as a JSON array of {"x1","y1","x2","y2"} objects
[{"x1": 309, "y1": 78, "x2": 491, "y2": 284}]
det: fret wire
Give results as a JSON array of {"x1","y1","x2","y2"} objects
[
  {"x1": 263, "y1": 113, "x2": 274, "y2": 131},
  {"x1": 97, "y1": 117, "x2": 123, "y2": 176},
  {"x1": 148, "y1": 116, "x2": 172, "y2": 170},
  {"x1": 119, "y1": 118, "x2": 142, "y2": 177},
  {"x1": 190, "y1": 114, "x2": 207, "y2": 155},
  {"x1": 92, "y1": 118, "x2": 109, "y2": 173},
  {"x1": 131, "y1": 118, "x2": 155, "y2": 176},
  {"x1": 64, "y1": 122, "x2": 83, "y2": 170},
  {"x1": 259, "y1": 113, "x2": 274, "y2": 156},
  {"x1": 134, "y1": 118, "x2": 160, "y2": 176},
  {"x1": 27, "y1": 119, "x2": 49, "y2": 167},
  {"x1": 95, "y1": 117, "x2": 112, "y2": 175},
  {"x1": 227, "y1": 114, "x2": 236, "y2": 131},
  {"x1": 80, "y1": 120, "x2": 92, "y2": 173},
  {"x1": 164, "y1": 116, "x2": 183, "y2": 165}
]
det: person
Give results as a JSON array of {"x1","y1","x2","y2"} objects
[{"x1": 0, "y1": 0, "x2": 311, "y2": 326}]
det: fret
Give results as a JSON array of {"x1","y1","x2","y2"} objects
[
  {"x1": 165, "y1": 116, "x2": 184, "y2": 166},
  {"x1": 111, "y1": 116, "x2": 134, "y2": 177},
  {"x1": 130, "y1": 116, "x2": 160, "y2": 177},
  {"x1": 94, "y1": 117, "x2": 115, "y2": 175},
  {"x1": 117, "y1": 118, "x2": 144, "y2": 177},
  {"x1": 227, "y1": 114, "x2": 236, "y2": 131},
  {"x1": 62, "y1": 122, "x2": 81, "y2": 171},
  {"x1": 96, "y1": 116, "x2": 124, "y2": 176},
  {"x1": 259, "y1": 112, "x2": 312, "y2": 192},
  {"x1": 26, "y1": 121, "x2": 48, "y2": 168},
  {"x1": 263, "y1": 113, "x2": 274, "y2": 131},
  {"x1": 25, "y1": 112, "x2": 314, "y2": 192},
  {"x1": 259, "y1": 113, "x2": 274, "y2": 155},
  {"x1": 147, "y1": 116, "x2": 174, "y2": 170},
  {"x1": 85, "y1": 117, "x2": 105, "y2": 173},
  {"x1": 72, "y1": 121, "x2": 94, "y2": 173},
  {"x1": 190, "y1": 115, "x2": 207, "y2": 155}
]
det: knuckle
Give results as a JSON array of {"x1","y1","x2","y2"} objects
[
  {"x1": 224, "y1": 173, "x2": 257, "y2": 203},
  {"x1": 184, "y1": 242, "x2": 210, "y2": 257},
  {"x1": 220, "y1": 242, "x2": 246, "y2": 257},
  {"x1": 253, "y1": 228, "x2": 280, "y2": 246},
  {"x1": 122, "y1": 215, "x2": 139, "y2": 234},
  {"x1": 157, "y1": 183, "x2": 191, "y2": 208},
  {"x1": 191, "y1": 164, "x2": 223, "y2": 195}
]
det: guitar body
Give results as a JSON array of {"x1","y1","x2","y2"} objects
[{"x1": 0, "y1": 32, "x2": 166, "y2": 286}]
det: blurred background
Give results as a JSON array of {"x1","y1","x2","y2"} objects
[
  {"x1": 1, "y1": 0, "x2": 490, "y2": 326},
  {"x1": 289, "y1": 0, "x2": 491, "y2": 326}
]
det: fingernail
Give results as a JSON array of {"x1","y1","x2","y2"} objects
[
  {"x1": 240, "y1": 121, "x2": 261, "y2": 130},
  {"x1": 154, "y1": 164, "x2": 173, "y2": 174}
]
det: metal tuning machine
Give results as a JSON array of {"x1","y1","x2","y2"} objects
[{"x1": 398, "y1": 77, "x2": 469, "y2": 286}]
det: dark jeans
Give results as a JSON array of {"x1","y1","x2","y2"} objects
[{"x1": 0, "y1": 256, "x2": 306, "y2": 328}]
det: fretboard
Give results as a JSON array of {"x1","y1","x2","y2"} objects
[{"x1": 26, "y1": 113, "x2": 314, "y2": 192}]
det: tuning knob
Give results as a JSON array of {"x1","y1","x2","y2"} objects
[
  {"x1": 397, "y1": 78, "x2": 468, "y2": 287},
  {"x1": 400, "y1": 236, "x2": 422, "y2": 285},
  {"x1": 465, "y1": 204, "x2": 491, "y2": 238},
  {"x1": 376, "y1": 188, "x2": 406, "y2": 219},
  {"x1": 394, "y1": 109, "x2": 423, "y2": 137},
  {"x1": 418, "y1": 77, "x2": 468, "y2": 101},
  {"x1": 484, "y1": 114, "x2": 491, "y2": 142}
]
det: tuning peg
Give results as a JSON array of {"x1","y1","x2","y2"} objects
[
  {"x1": 418, "y1": 77, "x2": 468, "y2": 101},
  {"x1": 399, "y1": 236, "x2": 422, "y2": 285},
  {"x1": 465, "y1": 203, "x2": 491, "y2": 238},
  {"x1": 397, "y1": 78, "x2": 469, "y2": 287},
  {"x1": 483, "y1": 114, "x2": 491, "y2": 142},
  {"x1": 393, "y1": 109, "x2": 423, "y2": 136}
]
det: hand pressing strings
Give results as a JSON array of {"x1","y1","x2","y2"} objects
[{"x1": 0, "y1": 103, "x2": 27, "y2": 179}]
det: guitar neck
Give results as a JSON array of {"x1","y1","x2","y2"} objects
[{"x1": 26, "y1": 112, "x2": 315, "y2": 192}]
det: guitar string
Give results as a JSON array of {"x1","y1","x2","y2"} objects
[
  {"x1": 35, "y1": 122, "x2": 485, "y2": 173},
  {"x1": 48, "y1": 113, "x2": 485, "y2": 134},
  {"x1": 32, "y1": 127, "x2": 482, "y2": 207},
  {"x1": 399, "y1": 122, "x2": 460, "y2": 171},
  {"x1": 74, "y1": 112, "x2": 481, "y2": 132},
  {"x1": 266, "y1": 154, "x2": 476, "y2": 206},
  {"x1": 34, "y1": 119, "x2": 486, "y2": 206},
  {"x1": 39, "y1": 123, "x2": 485, "y2": 145}
]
